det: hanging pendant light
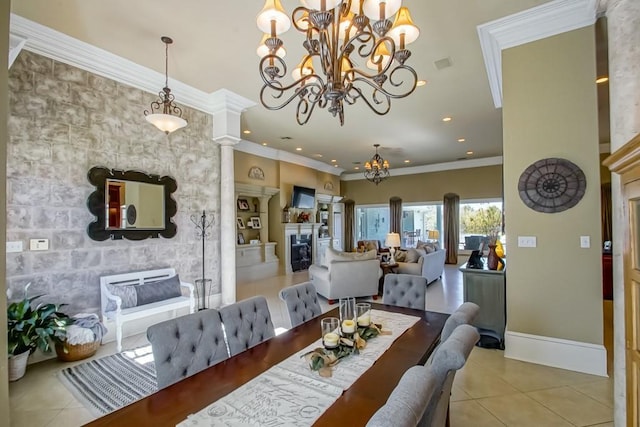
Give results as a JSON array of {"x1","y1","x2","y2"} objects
[
  {"x1": 364, "y1": 144, "x2": 390, "y2": 185},
  {"x1": 144, "y1": 36, "x2": 187, "y2": 134}
]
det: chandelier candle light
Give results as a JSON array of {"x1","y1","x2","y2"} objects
[
  {"x1": 256, "y1": 0, "x2": 420, "y2": 126},
  {"x1": 144, "y1": 36, "x2": 187, "y2": 134},
  {"x1": 365, "y1": 143, "x2": 390, "y2": 184}
]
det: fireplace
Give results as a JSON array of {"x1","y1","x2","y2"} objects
[{"x1": 290, "y1": 234, "x2": 312, "y2": 272}]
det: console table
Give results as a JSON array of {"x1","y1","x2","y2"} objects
[{"x1": 459, "y1": 262, "x2": 506, "y2": 349}]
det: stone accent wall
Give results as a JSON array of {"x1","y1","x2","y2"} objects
[{"x1": 6, "y1": 50, "x2": 221, "y2": 314}]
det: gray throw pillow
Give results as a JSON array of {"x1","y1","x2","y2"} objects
[
  {"x1": 105, "y1": 283, "x2": 138, "y2": 312},
  {"x1": 136, "y1": 274, "x2": 182, "y2": 306},
  {"x1": 405, "y1": 248, "x2": 420, "y2": 263}
]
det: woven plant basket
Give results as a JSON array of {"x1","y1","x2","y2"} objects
[
  {"x1": 55, "y1": 340, "x2": 100, "y2": 362},
  {"x1": 8, "y1": 351, "x2": 30, "y2": 381}
]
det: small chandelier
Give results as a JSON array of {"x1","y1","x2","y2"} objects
[
  {"x1": 256, "y1": 0, "x2": 420, "y2": 126},
  {"x1": 144, "y1": 36, "x2": 187, "y2": 135},
  {"x1": 364, "y1": 144, "x2": 389, "y2": 185}
]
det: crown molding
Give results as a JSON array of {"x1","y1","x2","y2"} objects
[
  {"x1": 477, "y1": 0, "x2": 597, "y2": 108},
  {"x1": 235, "y1": 140, "x2": 345, "y2": 176},
  {"x1": 341, "y1": 156, "x2": 503, "y2": 181},
  {"x1": 209, "y1": 89, "x2": 256, "y2": 115},
  {"x1": 8, "y1": 32, "x2": 27, "y2": 68},
  {"x1": 10, "y1": 13, "x2": 222, "y2": 115}
]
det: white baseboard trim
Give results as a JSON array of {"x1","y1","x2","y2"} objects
[{"x1": 504, "y1": 330, "x2": 608, "y2": 377}]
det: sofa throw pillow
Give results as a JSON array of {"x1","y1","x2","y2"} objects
[
  {"x1": 105, "y1": 283, "x2": 138, "y2": 312},
  {"x1": 136, "y1": 274, "x2": 182, "y2": 306},
  {"x1": 326, "y1": 247, "x2": 377, "y2": 263},
  {"x1": 395, "y1": 250, "x2": 407, "y2": 262},
  {"x1": 416, "y1": 248, "x2": 428, "y2": 259},
  {"x1": 405, "y1": 248, "x2": 420, "y2": 263},
  {"x1": 362, "y1": 240, "x2": 379, "y2": 252}
]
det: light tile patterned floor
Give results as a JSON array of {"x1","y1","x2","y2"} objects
[{"x1": 8, "y1": 266, "x2": 613, "y2": 426}]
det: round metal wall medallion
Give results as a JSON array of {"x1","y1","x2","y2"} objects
[{"x1": 518, "y1": 158, "x2": 586, "y2": 213}]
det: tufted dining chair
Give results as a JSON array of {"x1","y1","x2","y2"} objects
[
  {"x1": 382, "y1": 273, "x2": 427, "y2": 310},
  {"x1": 423, "y1": 324, "x2": 479, "y2": 427},
  {"x1": 218, "y1": 296, "x2": 276, "y2": 356},
  {"x1": 440, "y1": 302, "x2": 480, "y2": 343},
  {"x1": 146, "y1": 308, "x2": 229, "y2": 389},
  {"x1": 366, "y1": 366, "x2": 438, "y2": 427},
  {"x1": 278, "y1": 281, "x2": 322, "y2": 328}
]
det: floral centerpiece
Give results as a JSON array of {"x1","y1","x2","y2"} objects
[{"x1": 302, "y1": 323, "x2": 390, "y2": 377}]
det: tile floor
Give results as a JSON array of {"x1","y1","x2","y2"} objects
[{"x1": 8, "y1": 266, "x2": 613, "y2": 427}]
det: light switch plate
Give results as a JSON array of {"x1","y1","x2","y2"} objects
[
  {"x1": 6, "y1": 241, "x2": 23, "y2": 253},
  {"x1": 29, "y1": 239, "x2": 49, "y2": 251},
  {"x1": 580, "y1": 235, "x2": 590, "y2": 248},
  {"x1": 518, "y1": 236, "x2": 537, "y2": 248}
]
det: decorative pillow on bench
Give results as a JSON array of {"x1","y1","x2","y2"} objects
[{"x1": 105, "y1": 275, "x2": 182, "y2": 312}]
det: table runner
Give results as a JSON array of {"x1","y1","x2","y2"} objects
[{"x1": 178, "y1": 309, "x2": 420, "y2": 426}]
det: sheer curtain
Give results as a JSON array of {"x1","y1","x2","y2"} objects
[
  {"x1": 389, "y1": 197, "x2": 402, "y2": 234},
  {"x1": 443, "y1": 193, "x2": 460, "y2": 264},
  {"x1": 344, "y1": 199, "x2": 355, "y2": 252}
]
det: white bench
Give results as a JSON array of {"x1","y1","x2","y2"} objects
[{"x1": 100, "y1": 268, "x2": 195, "y2": 352}]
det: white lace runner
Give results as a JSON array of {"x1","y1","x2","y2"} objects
[{"x1": 178, "y1": 310, "x2": 420, "y2": 427}]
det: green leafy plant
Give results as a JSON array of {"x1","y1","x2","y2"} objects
[{"x1": 7, "y1": 284, "x2": 71, "y2": 356}]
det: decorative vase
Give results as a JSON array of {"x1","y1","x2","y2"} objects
[
  {"x1": 487, "y1": 244, "x2": 500, "y2": 270},
  {"x1": 495, "y1": 240, "x2": 505, "y2": 258},
  {"x1": 8, "y1": 350, "x2": 30, "y2": 381}
]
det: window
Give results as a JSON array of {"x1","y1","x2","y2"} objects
[
  {"x1": 356, "y1": 206, "x2": 389, "y2": 243},
  {"x1": 401, "y1": 204, "x2": 442, "y2": 248},
  {"x1": 459, "y1": 200, "x2": 503, "y2": 250}
]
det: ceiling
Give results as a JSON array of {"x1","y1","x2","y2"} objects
[{"x1": 11, "y1": 0, "x2": 558, "y2": 175}]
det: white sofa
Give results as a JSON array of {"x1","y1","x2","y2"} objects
[
  {"x1": 396, "y1": 248, "x2": 446, "y2": 284},
  {"x1": 309, "y1": 248, "x2": 382, "y2": 302}
]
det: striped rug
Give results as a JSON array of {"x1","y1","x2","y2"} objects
[{"x1": 57, "y1": 345, "x2": 158, "y2": 417}]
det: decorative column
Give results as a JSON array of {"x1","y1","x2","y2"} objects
[
  {"x1": 210, "y1": 89, "x2": 256, "y2": 306},
  {"x1": 599, "y1": 0, "x2": 640, "y2": 425}
]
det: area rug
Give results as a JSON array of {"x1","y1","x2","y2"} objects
[{"x1": 57, "y1": 345, "x2": 158, "y2": 417}]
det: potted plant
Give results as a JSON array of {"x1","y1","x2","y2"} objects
[{"x1": 7, "y1": 283, "x2": 70, "y2": 381}]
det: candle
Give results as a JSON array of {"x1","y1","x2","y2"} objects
[
  {"x1": 341, "y1": 319, "x2": 356, "y2": 334},
  {"x1": 323, "y1": 332, "x2": 339, "y2": 347},
  {"x1": 357, "y1": 314, "x2": 371, "y2": 327}
]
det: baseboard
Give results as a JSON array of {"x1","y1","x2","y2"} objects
[{"x1": 504, "y1": 330, "x2": 608, "y2": 377}]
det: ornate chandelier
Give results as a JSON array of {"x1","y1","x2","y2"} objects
[
  {"x1": 144, "y1": 36, "x2": 187, "y2": 135},
  {"x1": 364, "y1": 144, "x2": 389, "y2": 184},
  {"x1": 256, "y1": 0, "x2": 420, "y2": 126}
]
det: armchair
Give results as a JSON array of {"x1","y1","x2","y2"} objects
[{"x1": 309, "y1": 248, "x2": 382, "y2": 303}]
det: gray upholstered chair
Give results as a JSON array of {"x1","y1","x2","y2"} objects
[
  {"x1": 146, "y1": 309, "x2": 229, "y2": 389},
  {"x1": 382, "y1": 273, "x2": 427, "y2": 310},
  {"x1": 219, "y1": 296, "x2": 275, "y2": 356},
  {"x1": 423, "y1": 324, "x2": 480, "y2": 427},
  {"x1": 366, "y1": 366, "x2": 438, "y2": 427},
  {"x1": 440, "y1": 302, "x2": 480, "y2": 342},
  {"x1": 278, "y1": 281, "x2": 322, "y2": 328}
]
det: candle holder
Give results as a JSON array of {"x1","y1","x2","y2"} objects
[
  {"x1": 356, "y1": 303, "x2": 371, "y2": 327},
  {"x1": 339, "y1": 297, "x2": 357, "y2": 337},
  {"x1": 321, "y1": 317, "x2": 340, "y2": 349}
]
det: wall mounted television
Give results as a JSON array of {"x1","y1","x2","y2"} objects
[{"x1": 291, "y1": 185, "x2": 316, "y2": 209}]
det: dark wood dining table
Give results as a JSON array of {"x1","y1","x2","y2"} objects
[{"x1": 85, "y1": 303, "x2": 448, "y2": 427}]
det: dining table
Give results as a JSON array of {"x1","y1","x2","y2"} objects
[{"x1": 85, "y1": 302, "x2": 449, "y2": 427}]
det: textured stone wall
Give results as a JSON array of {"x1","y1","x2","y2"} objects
[{"x1": 6, "y1": 50, "x2": 221, "y2": 314}]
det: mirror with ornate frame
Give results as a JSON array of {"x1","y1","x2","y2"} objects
[{"x1": 87, "y1": 166, "x2": 177, "y2": 241}]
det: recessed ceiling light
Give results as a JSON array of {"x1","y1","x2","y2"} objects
[
  {"x1": 596, "y1": 76, "x2": 609, "y2": 84},
  {"x1": 416, "y1": 80, "x2": 427, "y2": 87},
  {"x1": 466, "y1": 150, "x2": 473, "y2": 155},
  {"x1": 442, "y1": 117, "x2": 452, "y2": 122},
  {"x1": 334, "y1": 164, "x2": 339, "y2": 167},
  {"x1": 296, "y1": 147, "x2": 302, "y2": 151},
  {"x1": 331, "y1": 159, "x2": 337, "y2": 163},
  {"x1": 457, "y1": 138, "x2": 466, "y2": 143},
  {"x1": 243, "y1": 130, "x2": 251, "y2": 134},
  {"x1": 354, "y1": 166, "x2": 360, "y2": 170},
  {"x1": 262, "y1": 142, "x2": 268, "y2": 146},
  {"x1": 404, "y1": 160, "x2": 410, "y2": 163},
  {"x1": 313, "y1": 153, "x2": 323, "y2": 158}
]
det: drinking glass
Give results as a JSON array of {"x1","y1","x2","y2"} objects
[
  {"x1": 356, "y1": 302, "x2": 371, "y2": 327},
  {"x1": 339, "y1": 297, "x2": 357, "y2": 335},
  {"x1": 321, "y1": 317, "x2": 340, "y2": 348}
]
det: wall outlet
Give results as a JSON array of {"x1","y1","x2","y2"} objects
[
  {"x1": 6, "y1": 241, "x2": 23, "y2": 253},
  {"x1": 29, "y1": 239, "x2": 49, "y2": 251},
  {"x1": 517, "y1": 236, "x2": 537, "y2": 248}
]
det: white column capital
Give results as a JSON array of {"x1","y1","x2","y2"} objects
[{"x1": 209, "y1": 89, "x2": 256, "y2": 142}]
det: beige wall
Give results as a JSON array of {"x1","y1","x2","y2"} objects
[
  {"x1": 1, "y1": 1, "x2": 9, "y2": 422},
  {"x1": 342, "y1": 165, "x2": 503, "y2": 205},
  {"x1": 503, "y1": 27, "x2": 603, "y2": 344},
  {"x1": 234, "y1": 150, "x2": 279, "y2": 188}
]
